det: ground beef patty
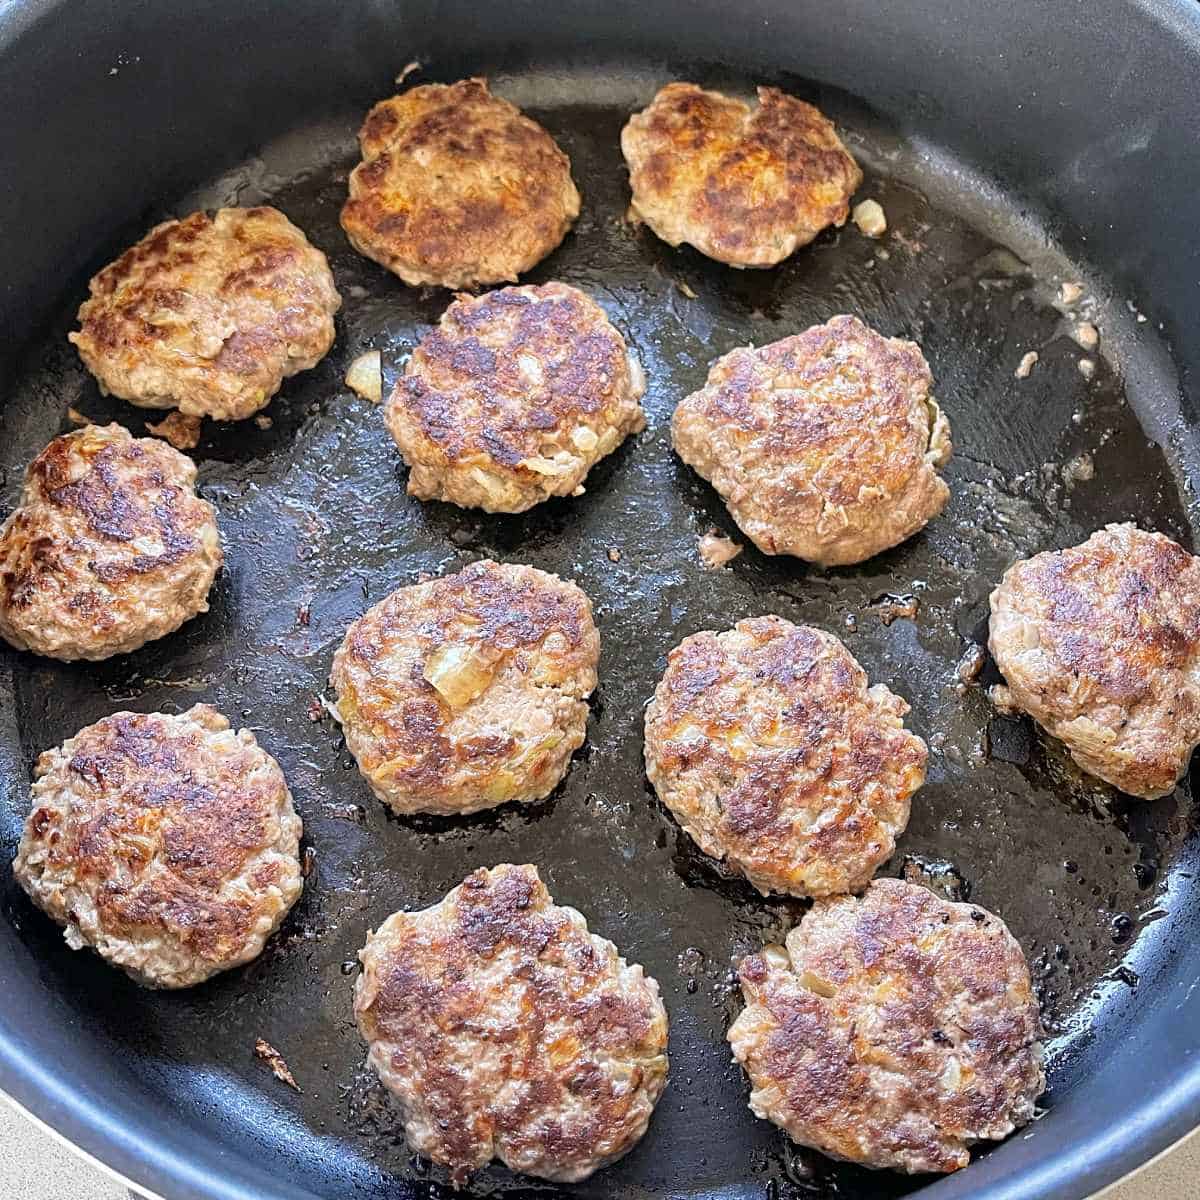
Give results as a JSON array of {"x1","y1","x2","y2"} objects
[
  {"x1": 621, "y1": 82, "x2": 861, "y2": 268},
  {"x1": 728, "y1": 879, "x2": 1045, "y2": 1173},
  {"x1": 672, "y1": 315, "x2": 951, "y2": 567},
  {"x1": 330, "y1": 560, "x2": 599, "y2": 816},
  {"x1": 989, "y1": 522, "x2": 1200, "y2": 798},
  {"x1": 341, "y1": 78, "x2": 580, "y2": 289},
  {"x1": 0, "y1": 423, "x2": 222, "y2": 661},
  {"x1": 387, "y1": 282, "x2": 646, "y2": 512},
  {"x1": 70, "y1": 206, "x2": 340, "y2": 421},
  {"x1": 12, "y1": 704, "x2": 303, "y2": 989},
  {"x1": 355, "y1": 864, "x2": 669, "y2": 1185},
  {"x1": 643, "y1": 616, "x2": 926, "y2": 897}
]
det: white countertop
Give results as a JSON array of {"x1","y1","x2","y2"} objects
[{"x1": 1, "y1": 1098, "x2": 1193, "y2": 1199}]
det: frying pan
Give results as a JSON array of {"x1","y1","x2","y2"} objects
[{"x1": 3, "y1": 2, "x2": 1200, "y2": 1198}]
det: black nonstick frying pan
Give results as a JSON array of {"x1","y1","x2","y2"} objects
[{"x1": 3, "y1": 2, "x2": 1200, "y2": 1198}]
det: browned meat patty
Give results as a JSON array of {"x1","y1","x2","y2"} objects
[
  {"x1": 386, "y1": 282, "x2": 646, "y2": 512},
  {"x1": 672, "y1": 315, "x2": 951, "y2": 567},
  {"x1": 12, "y1": 704, "x2": 303, "y2": 989},
  {"x1": 643, "y1": 616, "x2": 926, "y2": 897},
  {"x1": 989, "y1": 522, "x2": 1200, "y2": 798},
  {"x1": 341, "y1": 78, "x2": 580, "y2": 289},
  {"x1": 69, "y1": 206, "x2": 341, "y2": 421},
  {"x1": 0, "y1": 423, "x2": 222, "y2": 661},
  {"x1": 728, "y1": 879, "x2": 1045, "y2": 1173},
  {"x1": 330, "y1": 560, "x2": 599, "y2": 815},
  {"x1": 621, "y1": 82, "x2": 862, "y2": 268},
  {"x1": 355, "y1": 864, "x2": 669, "y2": 1186}
]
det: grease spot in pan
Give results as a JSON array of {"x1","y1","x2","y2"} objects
[{"x1": 0, "y1": 62, "x2": 1196, "y2": 1200}]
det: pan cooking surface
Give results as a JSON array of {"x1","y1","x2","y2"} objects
[{"x1": 1, "y1": 63, "x2": 1196, "y2": 1200}]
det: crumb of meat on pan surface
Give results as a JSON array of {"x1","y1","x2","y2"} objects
[
  {"x1": 146, "y1": 411, "x2": 201, "y2": 450},
  {"x1": 255, "y1": 1039, "x2": 300, "y2": 1091},
  {"x1": 1059, "y1": 281, "x2": 1084, "y2": 305},
  {"x1": 698, "y1": 529, "x2": 743, "y2": 569}
]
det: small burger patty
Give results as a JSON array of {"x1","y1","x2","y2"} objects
[
  {"x1": 70, "y1": 206, "x2": 340, "y2": 421},
  {"x1": 644, "y1": 616, "x2": 926, "y2": 897},
  {"x1": 621, "y1": 82, "x2": 861, "y2": 268},
  {"x1": 355, "y1": 864, "x2": 669, "y2": 1185},
  {"x1": 341, "y1": 78, "x2": 580, "y2": 289},
  {"x1": 989, "y1": 522, "x2": 1200, "y2": 798},
  {"x1": 728, "y1": 879, "x2": 1045, "y2": 1173},
  {"x1": 672, "y1": 315, "x2": 951, "y2": 567},
  {"x1": 12, "y1": 704, "x2": 303, "y2": 989},
  {"x1": 387, "y1": 282, "x2": 646, "y2": 512},
  {"x1": 0, "y1": 423, "x2": 222, "y2": 661},
  {"x1": 330, "y1": 560, "x2": 599, "y2": 815}
]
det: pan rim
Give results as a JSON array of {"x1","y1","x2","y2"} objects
[
  {"x1": 4, "y1": 990, "x2": 1200, "y2": 1200},
  {"x1": 4, "y1": 0, "x2": 1200, "y2": 1197}
]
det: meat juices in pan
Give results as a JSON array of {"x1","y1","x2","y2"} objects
[{"x1": 3, "y1": 64, "x2": 1190, "y2": 1200}]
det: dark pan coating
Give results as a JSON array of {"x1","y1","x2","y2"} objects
[
  {"x1": 0, "y1": 423, "x2": 222, "y2": 661},
  {"x1": 621, "y1": 83, "x2": 862, "y2": 268},
  {"x1": 11, "y1": 704, "x2": 303, "y2": 989},
  {"x1": 989, "y1": 523, "x2": 1200, "y2": 799},
  {"x1": 387, "y1": 282, "x2": 646, "y2": 512},
  {"x1": 341, "y1": 79, "x2": 581, "y2": 289},
  {"x1": 672, "y1": 315, "x2": 952, "y2": 567},
  {"x1": 330, "y1": 560, "x2": 599, "y2": 815},
  {"x1": 354, "y1": 864, "x2": 669, "y2": 1185},
  {"x1": 69, "y1": 207, "x2": 341, "y2": 421},
  {"x1": 1, "y1": 68, "x2": 1193, "y2": 1200},
  {"x1": 728, "y1": 879, "x2": 1045, "y2": 1173},
  {"x1": 644, "y1": 616, "x2": 926, "y2": 897}
]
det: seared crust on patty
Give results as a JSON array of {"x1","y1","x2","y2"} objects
[
  {"x1": 672, "y1": 315, "x2": 951, "y2": 567},
  {"x1": 70, "y1": 207, "x2": 341, "y2": 421},
  {"x1": 387, "y1": 283, "x2": 646, "y2": 512},
  {"x1": 330, "y1": 560, "x2": 599, "y2": 815},
  {"x1": 989, "y1": 523, "x2": 1200, "y2": 798},
  {"x1": 643, "y1": 617, "x2": 926, "y2": 897},
  {"x1": 0, "y1": 423, "x2": 222, "y2": 661},
  {"x1": 621, "y1": 83, "x2": 862, "y2": 268},
  {"x1": 355, "y1": 864, "x2": 669, "y2": 1185},
  {"x1": 728, "y1": 879, "x2": 1045, "y2": 1173},
  {"x1": 341, "y1": 78, "x2": 581, "y2": 289},
  {"x1": 12, "y1": 704, "x2": 303, "y2": 989}
]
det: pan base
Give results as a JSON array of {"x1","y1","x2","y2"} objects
[{"x1": 0, "y1": 63, "x2": 1195, "y2": 1200}]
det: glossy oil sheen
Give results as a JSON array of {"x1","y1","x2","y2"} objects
[{"x1": 1, "y1": 33, "x2": 1199, "y2": 1200}]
